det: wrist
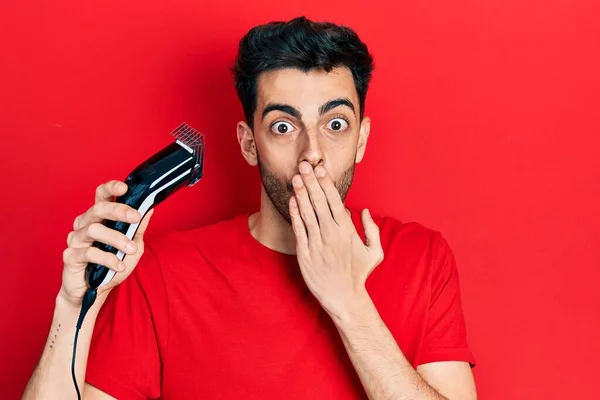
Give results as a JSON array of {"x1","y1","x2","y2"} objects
[
  {"x1": 327, "y1": 289, "x2": 378, "y2": 328},
  {"x1": 55, "y1": 287, "x2": 110, "y2": 318}
]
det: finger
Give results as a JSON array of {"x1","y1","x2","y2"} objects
[
  {"x1": 95, "y1": 180, "x2": 128, "y2": 203},
  {"x1": 63, "y1": 246, "x2": 125, "y2": 273},
  {"x1": 69, "y1": 222, "x2": 138, "y2": 256},
  {"x1": 314, "y1": 165, "x2": 347, "y2": 224},
  {"x1": 74, "y1": 201, "x2": 142, "y2": 231},
  {"x1": 362, "y1": 208, "x2": 384, "y2": 264},
  {"x1": 298, "y1": 162, "x2": 334, "y2": 225},
  {"x1": 292, "y1": 174, "x2": 321, "y2": 243},
  {"x1": 289, "y1": 196, "x2": 308, "y2": 251}
]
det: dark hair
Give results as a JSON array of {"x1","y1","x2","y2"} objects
[{"x1": 233, "y1": 16, "x2": 374, "y2": 129}]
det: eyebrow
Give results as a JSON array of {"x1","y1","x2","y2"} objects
[
  {"x1": 261, "y1": 97, "x2": 356, "y2": 121},
  {"x1": 262, "y1": 104, "x2": 302, "y2": 120},
  {"x1": 319, "y1": 97, "x2": 355, "y2": 116}
]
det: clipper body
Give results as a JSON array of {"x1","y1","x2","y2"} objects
[{"x1": 85, "y1": 123, "x2": 204, "y2": 289}]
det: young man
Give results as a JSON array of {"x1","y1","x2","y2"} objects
[{"x1": 24, "y1": 16, "x2": 477, "y2": 400}]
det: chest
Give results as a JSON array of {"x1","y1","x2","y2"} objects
[
  {"x1": 157, "y1": 255, "x2": 428, "y2": 399},
  {"x1": 162, "y1": 293, "x2": 367, "y2": 399}
]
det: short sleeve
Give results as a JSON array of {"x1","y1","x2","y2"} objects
[
  {"x1": 417, "y1": 232, "x2": 476, "y2": 367},
  {"x1": 85, "y1": 243, "x2": 168, "y2": 399}
]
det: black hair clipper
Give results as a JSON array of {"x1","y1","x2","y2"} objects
[
  {"x1": 72, "y1": 123, "x2": 204, "y2": 400},
  {"x1": 85, "y1": 123, "x2": 204, "y2": 290}
]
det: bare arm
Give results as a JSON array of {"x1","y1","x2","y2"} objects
[
  {"x1": 333, "y1": 295, "x2": 477, "y2": 400},
  {"x1": 287, "y1": 164, "x2": 476, "y2": 399},
  {"x1": 23, "y1": 180, "x2": 153, "y2": 400},
  {"x1": 23, "y1": 293, "x2": 114, "y2": 400}
]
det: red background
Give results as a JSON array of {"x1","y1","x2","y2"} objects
[{"x1": 1, "y1": 0, "x2": 599, "y2": 398}]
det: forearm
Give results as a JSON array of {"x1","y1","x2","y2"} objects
[
  {"x1": 331, "y1": 294, "x2": 446, "y2": 400},
  {"x1": 23, "y1": 291, "x2": 108, "y2": 400}
]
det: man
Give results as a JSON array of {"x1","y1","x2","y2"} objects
[{"x1": 24, "y1": 16, "x2": 476, "y2": 399}]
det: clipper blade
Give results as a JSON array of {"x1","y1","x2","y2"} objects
[{"x1": 171, "y1": 122, "x2": 204, "y2": 164}]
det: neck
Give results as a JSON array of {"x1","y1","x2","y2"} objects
[{"x1": 247, "y1": 186, "x2": 297, "y2": 255}]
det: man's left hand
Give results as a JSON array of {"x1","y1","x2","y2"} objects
[{"x1": 289, "y1": 161, "x2": 385, "y2": 322}]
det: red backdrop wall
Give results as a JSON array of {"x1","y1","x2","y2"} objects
[{"x1": 1, "y1": 0, "x2": 598, "y2": 398}]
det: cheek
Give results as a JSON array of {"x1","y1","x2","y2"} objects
[
  {"x1": 323, "y1": 144, "x2": 356, "y2": 169},
  {"x1": 260, "y1": 149, "x2": 298, "y2": 180},
  {"x1": 324, "y1": 132, "x2": 356, "y2": 153}
]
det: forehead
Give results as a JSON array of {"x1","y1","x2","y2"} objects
[{"x1": 256, "y1": 67, "x2": 358, "y2": 110}]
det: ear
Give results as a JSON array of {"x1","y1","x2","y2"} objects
[
  {"x1": 355, "y1": 116, "x2": 371, "y2": 163},
  {"x1": 237, "y1": 121, "x2": 258, "y2": 166}
]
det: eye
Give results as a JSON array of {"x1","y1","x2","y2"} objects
[
  {"x1": 327, "y1": 118, "x2": 349, "y2": 132},
  {"x1": 271, "y1": 121, "x2": 294, "y2": 135}
]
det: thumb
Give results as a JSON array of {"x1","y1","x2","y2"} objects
[
  {"x1": 133, "y1": 208, "x2": 155, "y2": 241},
  {"x1": 361, "y1": 208, "x2": 383, "y2": 259}
]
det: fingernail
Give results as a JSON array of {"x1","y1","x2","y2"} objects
[
  {"x1": 126, "y1": 241, "x2": 136, "y2": 253},
  {"x1": 118, "y1": 262, "x2": 126, "y2": 271},
  {"x1": 315, "y1": 167, "x2": 326, "y2": 177},
  {"x1": 128, "y1": 210, "x2": 140, "y2": 221},
  {"x1": 299, "y1": 163, "x2": 311, "y2": 174}
]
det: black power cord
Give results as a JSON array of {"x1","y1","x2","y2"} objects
[{"x1": 72, "y1": 288, "x2": 97, "y2": 400}]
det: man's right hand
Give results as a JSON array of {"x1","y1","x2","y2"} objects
[{"x1": 58, "y1": 180, "x2": 154, "y2": 308}]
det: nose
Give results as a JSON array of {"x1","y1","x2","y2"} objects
[{"x1": 299, "y1": 129, "x2": 324, "y2": 167}]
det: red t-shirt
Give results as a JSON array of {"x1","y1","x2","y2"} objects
[{"x1": 86, "y1": 208, "x2": 475, "y2": 399}]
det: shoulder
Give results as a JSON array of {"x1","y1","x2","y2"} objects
[
  {"x1": 349, "y1": 207, "x2": 458, "y2": 285},
  {"x1": 349, "y1": 207, "x2": 445, "y2": 254}
]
